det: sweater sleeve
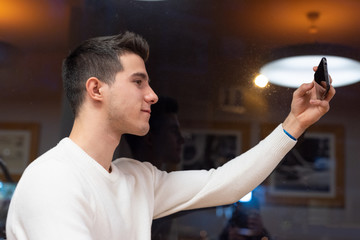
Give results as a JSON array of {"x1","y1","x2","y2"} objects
[{"x1": 152, "y1": 124, "x2": 296, "y2": 218}]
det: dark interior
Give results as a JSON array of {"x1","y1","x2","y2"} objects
[{"x1": 1, "y1": 0, "x2": 360, "y2": 239}]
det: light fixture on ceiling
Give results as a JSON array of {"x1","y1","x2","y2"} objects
[
  {"x1": 260, "y1": 55, "x2": 360, "y2": 88},
  {"x1": 307, "y1": 11, "x2": 320, "y2": 35},
  {"x1": 259, "y1": 11, "x2": 360, "y2": 88},
  {"x1": 254, "y1": 74, "x2": 269, "y2": 88}
]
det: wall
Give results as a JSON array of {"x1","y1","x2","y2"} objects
[{"x1": 0, "y1": 100, "x2": 62, "y2": 156}]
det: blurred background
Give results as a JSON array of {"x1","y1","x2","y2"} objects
[{"x1": 1, "y1": 0, "x2": 360, "y2": 239}]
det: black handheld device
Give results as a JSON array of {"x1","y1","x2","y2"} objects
[{"x1": 314, "y1": 57, "x2": 330, "y2": 100}]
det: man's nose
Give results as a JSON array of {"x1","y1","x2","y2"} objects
[{"x1": 146, "y1": 87, "x2": 158, "y2": 104}]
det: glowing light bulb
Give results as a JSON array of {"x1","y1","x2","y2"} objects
[{"x1": 254, "y1": 74, "x2": 269, "y2": 88}]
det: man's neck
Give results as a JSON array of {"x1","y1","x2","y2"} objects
[{"x1": 69, "y1": 119, "x2": 120, "y2": 173}]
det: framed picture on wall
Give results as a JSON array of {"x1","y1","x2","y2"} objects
[
  {"x1": 0, "y1": 122, "x2": 39, "y2": 182},
  {"x1": 180, "y1": 121, "x2": 251, "y2": 171},
  {"x1": 260, "y1": 123, "x2": 345, "y2": 207}
]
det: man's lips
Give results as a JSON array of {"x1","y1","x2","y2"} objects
[{"x1": 141, "y1": 109, "x2": 151, "y2": 114}]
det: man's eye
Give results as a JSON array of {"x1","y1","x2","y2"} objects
[{"x1": 134, "y1": 80, "x2": 142, "y2": 85}]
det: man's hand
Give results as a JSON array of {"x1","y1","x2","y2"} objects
[{"x1": 282, "y1": 67, "x2": 336, "y2": 139}]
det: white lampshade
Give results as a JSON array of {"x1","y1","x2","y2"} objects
[{"x1": 260, "y1": 55, "x2": 360, "y2": 88}]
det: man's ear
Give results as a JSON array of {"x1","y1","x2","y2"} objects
[{"x1": 85, "y1": 77, "x2": 105, "y2": 101}]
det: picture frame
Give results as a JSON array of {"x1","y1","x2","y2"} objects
[
  {"x1": 180, "y1": 121, "x2": 251, "y2": 171},
  {"x1": 0, "y1": 122, "x2": 40, "y2": 182},
  {"x1": 260, "y1": 123, "x2": 345, "y2": 207}
]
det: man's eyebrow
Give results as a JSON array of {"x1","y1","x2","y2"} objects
[{"x1": 131, "y1": 72, "x2": 149, "y2": 81}]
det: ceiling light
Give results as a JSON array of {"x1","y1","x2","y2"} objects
[
  {"x1": 260, "y1": 55, "x2": 360, "y2": 88},
  {"x1": 307, "y1": 11, "x2": 320, "y2": 35},
  {"x1": 254, "y1": 74, "x2": 268, "y2": 88}
]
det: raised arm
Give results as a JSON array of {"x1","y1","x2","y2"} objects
[
  {"x1": 152, "y1": 67, "x2": 336, "y2": 218},
  {"x1": 283, "y1": 67, "x2": 336, "y2": 139}
]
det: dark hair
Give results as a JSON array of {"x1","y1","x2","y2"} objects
[{"x1": 62, "y1": 31, "x2": 149, "y2": 116}]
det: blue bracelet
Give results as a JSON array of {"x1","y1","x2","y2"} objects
[{"x1": 283, "y1": 129, "x2": 297, "y2": 141}]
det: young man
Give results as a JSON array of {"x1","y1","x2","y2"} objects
[{"x1": 6, "y1": 31, "x2": 335, "y2": 239}]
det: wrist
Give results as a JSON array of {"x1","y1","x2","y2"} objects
[
  {"x1": 283, "y1": 128, "x2": 297, "y2": 141},
  {"x1": 282, "y1": 113, "x2": 306, "y2": 139}
]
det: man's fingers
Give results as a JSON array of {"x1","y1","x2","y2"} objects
[
  {"x1": 310, "y1": 99, "x2": 331, "y2": 113},
  {"x1": 324, "y1": 85, "x2": 336, "y2": 101},
  {"x1": 294, "y1": 82, "x2": 314, "y2": 97}
]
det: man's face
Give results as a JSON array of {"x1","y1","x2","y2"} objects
[{"x1": 106, "y1": 53, "x2": 158, "y2": 136}]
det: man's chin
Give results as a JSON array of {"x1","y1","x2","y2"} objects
[{"x1": 131, "y1": 126, "x2": 150, "y2": 136}]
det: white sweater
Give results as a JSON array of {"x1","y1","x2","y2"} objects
[{"x1": 6, "y1": 124, "x2": 296, "y2": 240}]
